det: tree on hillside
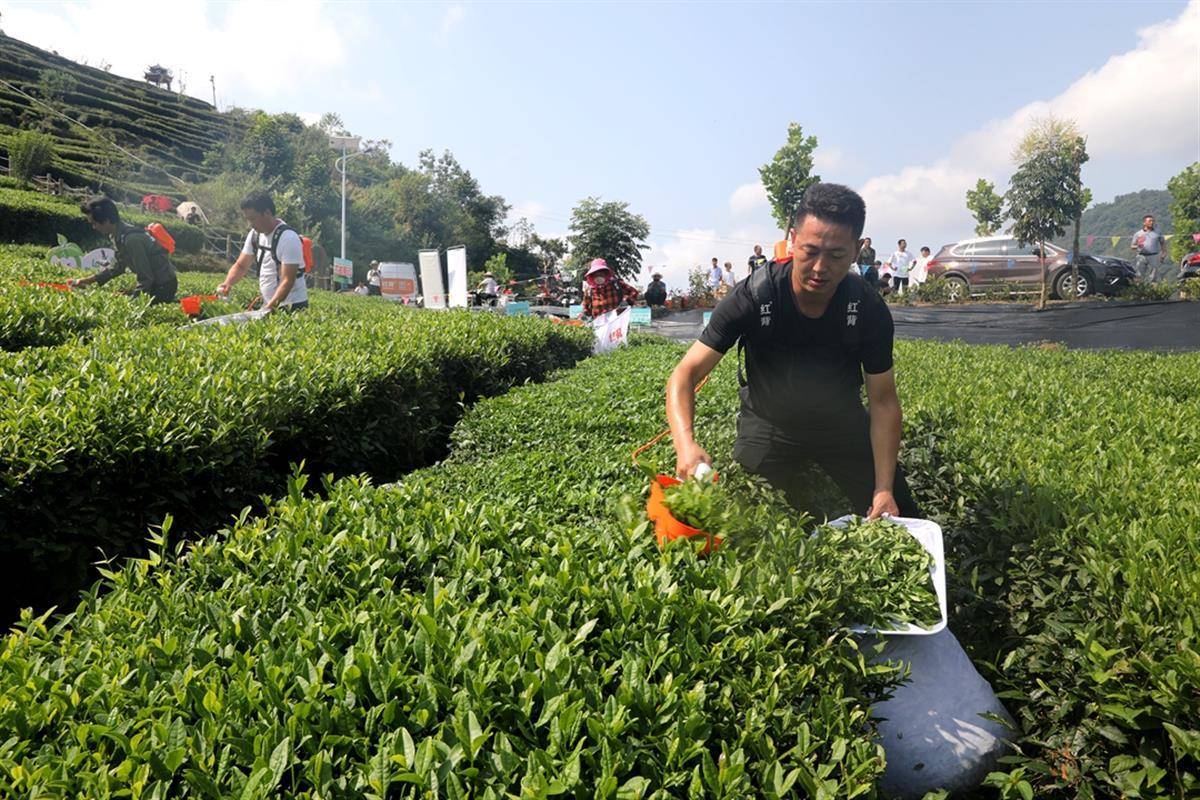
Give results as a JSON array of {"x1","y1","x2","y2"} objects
[
  {"x1": 530, "y1": 233, "x2": 567, "y2": 273},
  {"x1": 965, "y1": 178, "x2": 1004, "y2": 237},
  {"x1": 1005, "y1": 116, "x2": 1089, "y2": 307},
  {"x1": 759, "y1": 123, "x2": 820, "y2": 232},
  {"x1": 1167, "y1": 162, "x2": 1200, "y2": 263},
  {"x1": 8, "y1": 130, "x2": 54, "y2": 185},
  {"x1": 419, "y1": 149, "x2": 510, "y2": 268},
  {"x1": 567, "y1": 197, "x2": 650, "y2": 281},
  {"x1": 37, "y1": 69, "x2": 77, "y2": 113}
]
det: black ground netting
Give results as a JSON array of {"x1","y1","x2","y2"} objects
[{"x1": 642, "y1": 301, "x2": 1200, "y2": 351}]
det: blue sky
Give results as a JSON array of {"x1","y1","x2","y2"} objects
[{"x1": 4, "y1": 0, "x2": 1197, "y2": 287}]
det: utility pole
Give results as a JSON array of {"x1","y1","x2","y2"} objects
[
  {"x1": 328, "y1": 134, "x2": 362, "y2": 260},
  {"x1": 210, "y1": 75, "x2": 216, "y2": 109}
]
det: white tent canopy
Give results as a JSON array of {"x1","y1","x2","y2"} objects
[{"x1": 176, "y1": 201, "x2": 209, "y2": 224}]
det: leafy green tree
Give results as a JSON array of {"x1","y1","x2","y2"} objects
[
  {"x1": 1167, "y1": 162, "x2": 1200, "y2": 263},
  {"x1": 529, "y1": 233, "x2": 567, "y2": 272},
  {"x1": 759, "y1": 123, "x2": 820, "y2": 232},
  {"x1": 567, "y1": 197, "x2": 650, "y2": 281},
  {"x1": 418, "y1": 149, "x2": 510, "y2": 269},
  {"x1": 1005, "y1": 116, "x2": 1089, "y2": 307},
  {"x1": 37, "y1": 68, "x2": 77, "y2": 110},
  {"x1": 469, "y1": 252, "x2": 512, "y2": 290},
  {"x1": 965, "y1": 179, "x2": 1004, "y2": 237},
  {"x1": 8, "y1": 130, "x2": 55, "y2": 185}
]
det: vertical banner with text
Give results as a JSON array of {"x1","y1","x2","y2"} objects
[
  {"x1": 446, "y1": 246, "x2": 468, "y2": 308},
  {"x1": 418, "y1": 250, "x2": 446, "y2": 309},
  {"x1": 380, "y1": 262, "x2": 418, "y2": 301}
]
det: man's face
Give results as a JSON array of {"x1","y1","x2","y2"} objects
[
  {"x1": 863, "y1": 238, "x2": 871, "y2": 248},
  {"x1": 754, "y1": 245, "x2": 762, "y2": 256},
  {"x1": 898, "y1": 240, "x2": 907, "y2": 251},
  {"x1": 1144, "y1": 216, "x2": 1155, "y2": 229},
  {"x1": 85, "y1": 213, "x2": 116, "y2": 236},
  {"x1": 711, "y1": 258, "x2": 718, "y2": 267},
  {"x1": 241, "y1": 208, "x2": 275, "y2": 235},
  {"x1": 791, "y1": 215, "x2": 856, "y2": 298}
]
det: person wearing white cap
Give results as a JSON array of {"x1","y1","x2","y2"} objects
[
  {"x1": 582, "y1": 258, "x2": 638, "y2": 318},
  {"x1": 476, "y1": 271, "x2": 500, "y2": 305}
]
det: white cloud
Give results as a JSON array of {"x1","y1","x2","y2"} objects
[
  {"x1": 440, "y1": 4, "x2": 466, "y2": 39},
  {"x1": 814, "y1": 146, "x2": 845, "y2": 174},
  {"x1": 729, "y1": 181, "x2": 768, "y2": 216},
  {"x1": 1, "y1": 0, "x2": 354, "y2": 107},
  {"x1": 641, "y1": 223, "x2": 776, "y2": 292},
  {"x1": 860, "y1": 0, "x2": 1200, "y2": 251}
]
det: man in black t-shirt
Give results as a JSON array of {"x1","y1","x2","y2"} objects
[
  {"x1": 666, "y1": 183, "x2": 919, "y2": 519},
  {"x1": 747, "y1": 244, "x2": 769, "y2": 275}
]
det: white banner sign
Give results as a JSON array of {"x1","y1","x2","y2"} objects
[
  {"x1": 418, "y1": 250, "x2": 446, "y2": 309},
  {"x1": 446, "y1": 245, "x2": 468, "y2": 308},
  {"x1": 81, "y1": 248, "x2": 115, "y2": 270},
  {"x1": 591, "y1": 308, "x2": 631, "y2": 354},
  {"x1": 379, "y1": 261, "x2": 418, "y2": 299}
]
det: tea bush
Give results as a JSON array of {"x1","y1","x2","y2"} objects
[
  {"x1": 897, "y1": 341, "x2": 1200, "y2": 798},
  {"x1": 0, "y1": 187, "x2": 205, "y2": 252},
  {"x1": 0, "y1": 340, "x2": 917, "y2": 798},
  {"x1": 0, "y1": 305, "x2": 591, "y2": 615}
]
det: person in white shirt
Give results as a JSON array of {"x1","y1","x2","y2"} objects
[
  {"x1": 722, "y1": 261, "x2": 736, "y2": 289},
  {"x1": 367, "y1": 261, "x2": 382, "y2": 296},
  {"x1": 476, "y1": 271, "x2": 499, "y2": 305},
  {"x1": 886, "y1": 239, "x2": 916, "y2": 295},
  {"x1": 910, "y1": 246, "x2": 932, "y2": 287},
  {"x1": 708, "y1": 258, "x2": 723, "y2": 293},
  {"x1": 353, "y1": 282, "x2": 370, "y2": 296},
  {"x1": 216, "y1": 190, "x2": 308, "y2": 311}
]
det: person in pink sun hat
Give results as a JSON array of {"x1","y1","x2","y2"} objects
[{"x1": 582, "y1": 258, "x2": 639, "y2": 318}]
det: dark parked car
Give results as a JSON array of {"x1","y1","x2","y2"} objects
[{"x1": 925, "y1": 236, "x2": 1136, "y2": 300}]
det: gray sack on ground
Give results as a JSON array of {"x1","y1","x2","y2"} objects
[{"x1": 869, "y1": 628, "x2": 1016, "y2": 799}]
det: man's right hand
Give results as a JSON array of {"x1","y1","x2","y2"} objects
[
  {"x1": 675, "y1": 441, "x2": 713, "y2": 479},
  {"x1": 216, "y1": 282, "x2": 231, "y2": 297}
]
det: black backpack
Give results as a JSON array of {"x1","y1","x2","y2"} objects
[{"x1": 735, "y1": 262, "x2": 865, "y2": 387}]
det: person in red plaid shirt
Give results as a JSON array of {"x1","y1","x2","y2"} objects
[{"x1": 582, "y1": 258, "x2": 638, "y2": 318}]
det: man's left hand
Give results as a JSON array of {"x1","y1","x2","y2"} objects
[{"x1": 867, "y1": 489, "x2": 900, "y2": 520}]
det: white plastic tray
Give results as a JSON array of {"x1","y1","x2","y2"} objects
[
  {"x1": 186, "y1": 308, "x2": 271, "y2": 328},
  {"x1": 826, "y1": 515, "x2": 947, "y2": 636}
]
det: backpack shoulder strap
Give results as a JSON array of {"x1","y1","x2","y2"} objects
[
  {"x1": 249, "y1": 228, "x2": 268, "y2": 270},
  {"x1": 736, "y1": 260, "x2": 780, "y2": 387},
  {"x1": 841, "y1": 272, "x2": 865, "y2": 352},
  {"x1": 269, "y1": 223, "x2": 293, "y2": 271}
]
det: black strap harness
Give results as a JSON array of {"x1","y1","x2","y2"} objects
[
  {"x1": 250, "y1": 223, "x2": 304, "y2": 283},
  {"x1": 735, "y1": 262, "x2": 866, "y2": 387}
]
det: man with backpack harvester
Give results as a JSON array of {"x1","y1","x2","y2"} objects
[
  {"x1": 666, "y1": 183, "x2": 920, "y2": 520},
  {"x1": 216, "y1": 190, "x2": 313, "y2": 313},
  {"x1": 68, "y1": 196, "x2": 179, "y2": 304}
]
